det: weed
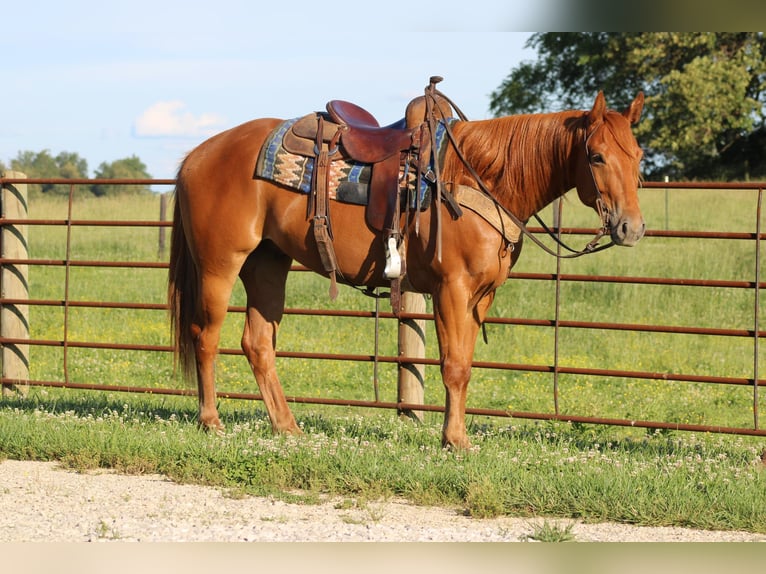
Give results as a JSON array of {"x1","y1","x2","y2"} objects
[
  {"x1": 465, "y1": 477, "x2": 505, "y2": 518},
  {"x1": 260, "y1": 515, "x2": 288, "y2": 524},
  {"x1": 93, "y1": 519, "x2": 122, "y2": 541},
  {"x1": 334, "y1": 498, "x2": 360, "y2": 510},
  {"x1": 522, "y1": 520, "x2": 577, "y2": 542},
  {"x1": 223, "y1": 487, "x2": 249, "y2": 500}
]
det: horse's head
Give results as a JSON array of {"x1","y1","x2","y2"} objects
[{"x1": 575, "y1": 91, "x2": 645, "y2": 247}]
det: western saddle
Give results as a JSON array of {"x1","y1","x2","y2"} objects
[{"x1": 291, "y1": 78, "x2": 456, "y2": 304}]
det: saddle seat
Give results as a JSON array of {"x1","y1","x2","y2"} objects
[{"x1": 326, "y1": 100, "x2": 416, "y2": 163}]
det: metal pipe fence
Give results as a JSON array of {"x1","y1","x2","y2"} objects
[{"x1": 1, "y1": 176, "x2": 764, "y2": 436}]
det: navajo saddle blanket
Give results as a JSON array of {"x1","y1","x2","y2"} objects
[{"x1": 254, "y1": 114, "x2": 455, "y2": 211}]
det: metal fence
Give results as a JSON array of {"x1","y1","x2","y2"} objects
[{"x1": 1, "y1": 175, "x2": 764, "y2": 436}]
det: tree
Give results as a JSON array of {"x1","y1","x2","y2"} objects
[
  {"x1": 91, "y1": 155, "x2": 152, "y2": 196},
  {"x1": 489, "y1": 33, "x2": 766, "y2": 180},
  {"x1": 9, "y1": 150, "x2": 88, "y2": 194},
  {"x1": 56, "y1": 152, "x2": 89, "y2": 180}
]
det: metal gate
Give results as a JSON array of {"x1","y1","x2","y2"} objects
[{"x1": 1, "y1": 175, "x2": 764, "y2": 436}]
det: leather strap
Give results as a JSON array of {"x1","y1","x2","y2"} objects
[{"x1": 312, "y1": 115, "x2": 341, "y2": 299}]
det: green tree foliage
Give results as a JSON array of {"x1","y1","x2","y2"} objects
[
  {"x1": 7, "y1": 149, "x2": 88, "y2": 194},
  {"x1": 91, "y1": 155, "x2": 152, "y2": 196},
  {"x1": 490, "y1": 33, "x2": 766, "y2": 181}
]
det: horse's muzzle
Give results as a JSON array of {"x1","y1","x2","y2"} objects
[{"x1": 610, "y1": 215, "x2": 645, "y2": 246}]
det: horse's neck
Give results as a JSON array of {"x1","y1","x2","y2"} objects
[{"x1": 446, "y1": 113, "x2": 584, "y2": 221}]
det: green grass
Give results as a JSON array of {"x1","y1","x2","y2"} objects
[
  {"x1": 1, "y1": 392, "x2": 765, "y2": 533},
  {"x1": 18, "y1": 188, "x2": 766, "y2": 428},
  {"x1": 2, "y1": 186, "x2": 766, "y2": 532}
]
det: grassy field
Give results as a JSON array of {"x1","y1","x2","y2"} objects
[
  {"x1": 2, "y1": 185, "x2": 766, "y2": 534},
  {"x1": 2, "y1": 392, "x2": 765, "y2": 534},
  {"x1": 18, "y1": 187, "x2": 764, "y2": 427}
]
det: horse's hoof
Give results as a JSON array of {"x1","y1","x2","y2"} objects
[
  {"x1": 442, "y1": 436, "x2": 472, "y2": 451},
  {"x1": 198, "y1": 419, "x2": 225, "y2": 434},
  {"x1": 274, "y1": 425, "x2": 303, "y2": 436}
]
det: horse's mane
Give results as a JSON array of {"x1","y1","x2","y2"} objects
[{"x1": 441, "y1": 111, "x2": 587, "y2": 220}]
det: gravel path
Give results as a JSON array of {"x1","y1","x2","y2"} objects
[{"x1": 1, "y1": 459, "x2": 763, "y2": 542}]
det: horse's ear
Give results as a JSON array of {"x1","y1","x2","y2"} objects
[
  {"x1": 589, "y1": 91, "x2": 607, "y2": 125},
  {"x1": 624, "y1": 92, "x2": 645, "y2": 125}
]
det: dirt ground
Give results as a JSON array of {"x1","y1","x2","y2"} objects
[{"x1": 1, "y1": 459, "x2": 763, "y2": 543}]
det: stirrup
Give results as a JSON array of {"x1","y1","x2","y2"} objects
[{"x1": 383, "y1": 236, "x2": 401, "y2": 279}]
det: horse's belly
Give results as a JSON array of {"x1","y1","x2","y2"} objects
[{"x1": 263, "y1": 193, "x2": 388, "y2": 286}]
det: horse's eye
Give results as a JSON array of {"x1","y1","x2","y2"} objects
[{"x1": 590, "y1": 153, "x2": 605, "y2": 165}]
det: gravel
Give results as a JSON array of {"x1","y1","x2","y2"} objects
[{"x1": 1, "y1": 459, "x2": 764, "y2": 542}]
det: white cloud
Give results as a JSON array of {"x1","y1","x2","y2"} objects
[{"x1": 133, "y1": 101, "x2": 226, "y2": 138}]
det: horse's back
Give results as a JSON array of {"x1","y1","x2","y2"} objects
[{"x1": 180, "y1": 118, "x2": 282, "y2": 186}]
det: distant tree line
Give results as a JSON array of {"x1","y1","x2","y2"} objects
[{"x1": 0, "y1": 150, "x2": 152, "y2": 196}]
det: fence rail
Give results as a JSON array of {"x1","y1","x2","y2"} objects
[{"x1": 1, "y1": 175, "x2": 764, "y2": 436}]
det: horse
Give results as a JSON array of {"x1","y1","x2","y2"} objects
[{"x1": 168, "y1": 88, "x2": 645, "y2": 449}]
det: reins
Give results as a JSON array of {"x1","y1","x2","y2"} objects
[{"x1": 423, "y1": 77, "x2": 614, "y2": 260}]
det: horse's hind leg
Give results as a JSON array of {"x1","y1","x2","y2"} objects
[
  {"x1": 239, "y1": 242, "x2": 300, "y2": 435},
  {"x1": 195, "y1": 267, "x2": 243, "y2": 431}
]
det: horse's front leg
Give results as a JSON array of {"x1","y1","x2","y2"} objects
[{"x1": 433, "y1": 282, "x2": 496, "y2": 449}]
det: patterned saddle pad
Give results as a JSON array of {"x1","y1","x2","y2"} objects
[{"x1": 254, "y1": 115, "x2": 455, "y2": 209}]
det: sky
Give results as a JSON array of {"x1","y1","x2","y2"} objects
[{"x1": 0, "y1": 1, "x2": 544, "y2": 180}]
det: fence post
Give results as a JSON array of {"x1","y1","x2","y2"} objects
[
  {"x1": 158, "y1": 192, "x2": 168, "y2": 258},
  {"x1": 1, "y1": 171, "x2": 29, "y2": 397},
  {"x1": 397, "y1": 290, "x2": 426, "y2": 421}
]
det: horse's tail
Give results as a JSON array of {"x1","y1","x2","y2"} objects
[{"x1": 167, "y1": 171, "x2": 198, "y2": 383}]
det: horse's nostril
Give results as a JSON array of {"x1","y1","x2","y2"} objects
[{"x1": 621, "y1": 220, "x2": 629, "y2": 237}]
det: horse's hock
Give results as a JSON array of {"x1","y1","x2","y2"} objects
[{"x1": 0, "y1": 171, "x2": 30, "y2": 397}]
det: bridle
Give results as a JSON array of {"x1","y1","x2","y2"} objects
[
  {"x1": 532, "y1": 124, "x2": 614, "y2": 255},
  {"x1": 424, "y1": 77, "x2": 615, "y2": 260}
]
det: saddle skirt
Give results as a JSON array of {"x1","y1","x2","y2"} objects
[{"x1": 254, "y1": 113, "x2": 455, "y2": 212}]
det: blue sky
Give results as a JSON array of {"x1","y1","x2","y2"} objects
[{"x1": 1, "y1": 1, "x2": 541, "y2": 179}]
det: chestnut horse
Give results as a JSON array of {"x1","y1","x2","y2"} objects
[{"x1": 168, "y1": 89, "x2": 645, "y2": 449}]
